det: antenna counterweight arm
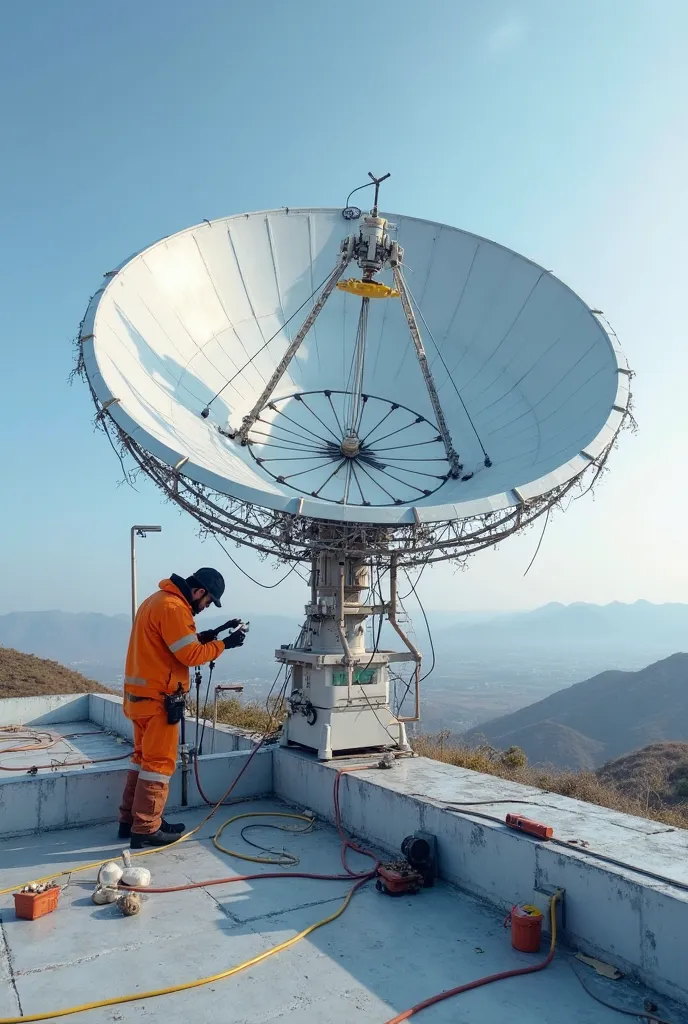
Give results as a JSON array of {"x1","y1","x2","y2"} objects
[
  {"x1": 392, "y1": 266, "x2": 462, "y2": 478},
  {"x1": 238, "y1": 256, "x2": 352, "y2": 443}
]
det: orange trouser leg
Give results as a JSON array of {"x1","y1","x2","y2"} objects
[
  {"x1": 119, "y1": 770, "x2": 140, "y2": 825},
  {"x1": 131, "y1": 779, "x2": 169, "y2": 834},
  {"x1": 124, "y1": 698, "x2": 179, "y2": 834},
  {"x1": 118, "y1": 717, "x2": 144, "y2": 825}
]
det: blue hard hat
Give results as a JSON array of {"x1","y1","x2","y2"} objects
[{"x1": 191, "y1": 567, "x2": 225, "y2": 607}]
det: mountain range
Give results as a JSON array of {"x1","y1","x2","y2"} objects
[
  {"x1": 0, "y1": 609, "x2": 302, "y2": 693},
  {"x1": 2, "y1": 601, "x2": 688, "y2": 736},
  {"x1": 416, "y1": 600, "x2": 688, "y2": 734},
  {"x1": 430, "y1": 599, "x2": 688, "y2": 661},
  {"x1": 464, "y1": 653, "x2": 688, "y2": 770}
]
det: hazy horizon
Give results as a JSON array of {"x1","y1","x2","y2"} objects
[{"x1": 3, "y1": 597, "x2": 688, "y2": 620}]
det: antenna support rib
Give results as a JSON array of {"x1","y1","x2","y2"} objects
[
  {"x1": 238, "y1": 254, "x2": 352, "y2": 443},
  {"x1": 392, "y1": 266, "x2": 463, "y2": 478}
]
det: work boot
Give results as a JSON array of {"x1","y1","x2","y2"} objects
[
  {"x1": 160, "y1": 817, "x2": 185, "y2": 834},
  {"x1": 130, "y1": 829, "x2": 179, "y2": 849},
  {"x1": 118, "y1": 817, "x2": 184, "y2": 840}
]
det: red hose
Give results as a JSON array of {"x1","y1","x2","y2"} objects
[
  {"x1": 332, "y1": 766, "x2": 379, "y2": 877},
  {"x1": 382, "y1": 903, "x2": 558, "y2": 1023},
  {"x1": 128, "y1": 765, "x2": 379, "y2": 895},
  {"x1": 136, "y1": 759, "x2": 556, "y2": 1022},
  {"x1": 192, "y1": 735, "x2": 269, "y2": 806},
  {"x1": 144, "y1": 761, "x2": 379, "y2": 895},
  {"x1": 123, "y1": 870, "x2": 366, "y2": 893}
]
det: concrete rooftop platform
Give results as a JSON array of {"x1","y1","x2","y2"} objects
[
  {"x1": 3, "y1": 692, "x2": 688, "y2": 1022},
  {"x1": 2, "y1": 797, "x2": 685, "y2": 1024},
  {"x1": 0, "y1": 722, "x2": 131, "y2": 777}
]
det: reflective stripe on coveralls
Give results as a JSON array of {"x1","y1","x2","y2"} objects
[
  {"x1": 138, "y1": 770, "x2": 171, "y2": 784},
  {"x1": 167, "y1": 634, "x2": 197, "y2": 653},
  {"x1": 120, "y1": 576, "x2": 225, "y2": 833},
  {"x1": 123, "y1": 577, "x2": 225, "y2": 700}
]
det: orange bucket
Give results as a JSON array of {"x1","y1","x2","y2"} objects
[
  {"x1": 505, "y1": 903, "x2": 543, "y2": 953},
  {"x1": 14, "y1": 887, "x2": 60, "y2": 921}
]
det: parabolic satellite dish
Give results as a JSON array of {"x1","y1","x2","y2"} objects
[{"x1": 78, "y1": 195, "x2": 631, "y2": 565}]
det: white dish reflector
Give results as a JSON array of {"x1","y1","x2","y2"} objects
[{"x1": 81, "y1": 208, "x2": 629, "y2": 526}]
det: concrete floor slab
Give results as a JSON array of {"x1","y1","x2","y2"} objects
[{"x1": 1, "y1": 798, "x2": 686, "y2": 1024}]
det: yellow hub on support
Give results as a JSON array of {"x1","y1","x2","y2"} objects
[{"x1": 337, "y1": 279, "x2": 399, "y2": 299}]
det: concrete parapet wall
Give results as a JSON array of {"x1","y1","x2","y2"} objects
[
  {"x1": 167, "y1": 747, "x2": 273, "y2": 813},
  {"x1": 87, "y1": 693, "x2": 133, "y2": 740},
  {"x1": 86, "y1": 693, "x2": 256, "y2": 752},
  {"x1": 0, "y1": 748, "x2": 273, "y2": 840},
  {"x1": 201, "y1": 722, "x2": 258, "y2": 753},
  {"x1": 1, "y1": 692, "x2": 258, "y2": 754},
  {"x1": 274, "y1": 748, "x2": 688, "y2": 1008},
  {"x1": 0, "y1": 694, "x2": 90, "y2": 726}
]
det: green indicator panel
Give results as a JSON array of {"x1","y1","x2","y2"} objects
[{"x1": 332, "y1": 668, "x2": 377, "y2": 686}]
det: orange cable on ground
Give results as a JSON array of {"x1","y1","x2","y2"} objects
[
  {"x1": 0, "y1": 727, "x2": 132, "y2": 772},
  {"x1": 0, "y1": 728, "x2": 107, "y2": 751},
  {"x1": 0, "y1": 752, "x2": 132, "y2": 772}
]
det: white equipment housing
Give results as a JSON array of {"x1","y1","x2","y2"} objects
[{"x1": 278, "y1": 553, "x2": 415, "y2": 759}]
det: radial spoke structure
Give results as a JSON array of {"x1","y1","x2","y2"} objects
[{"x1": 244, "y1": 390, "x2": 450, "y2": 507}]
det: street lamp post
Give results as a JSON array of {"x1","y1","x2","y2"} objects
[{"x1": 130, "y1": 525, "x2": 162, "y2": 623}]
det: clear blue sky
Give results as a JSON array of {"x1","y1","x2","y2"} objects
[{"x1": 1, "y1": 1, "x2": 686, "y2": 617}]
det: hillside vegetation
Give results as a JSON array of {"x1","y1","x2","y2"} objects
[
  {"x1": 598, "y1": 742, "x2": 688, "y2": 809},
  {"x1": 410, "y1": 734, "x2": 688, "y2": 829},
  {"x1": 463, "y1": 653, "x2": 688, "y2": 769},
  {"x1": 211, "y1": 696, "x2": 285, "y2": 732},
  {"x1": 0, "y1": 647, "x2": 112, "y2": 698}
]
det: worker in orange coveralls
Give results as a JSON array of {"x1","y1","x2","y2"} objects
[{"x1": 118, "y1": 568, "x2": 246, "y2": 848}]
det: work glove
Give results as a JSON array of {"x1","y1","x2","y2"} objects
[
  {"x1": 197, "y1": 619, "x2": 242, "y2": 643},
  {"x1": 223, "y1": 630, "x2": 246, "y2": 650}
]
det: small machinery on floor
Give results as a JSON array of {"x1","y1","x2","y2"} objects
[
  {"x1": 78, "y1": 173, "x2": 632, "y2": 759},
  {"x1": 376, "y1": 832, "x2": 438, "y2": 896}
]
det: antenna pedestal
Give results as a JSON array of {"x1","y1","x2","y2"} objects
[{"x1": 278, "y1": 553, "x2": 414, "y2": 760}]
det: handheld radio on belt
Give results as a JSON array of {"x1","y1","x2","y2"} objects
[{"x1": 164, "y1": 684, "x2": 186, "y2": 725}]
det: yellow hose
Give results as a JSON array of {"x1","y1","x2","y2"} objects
[
  {"x1": 213, "y1": 811, "x2": 314, "y2": 865},
  {"x1": 0, "y1": 818, "x2": 195, "y2": 898},
  {"x1": 0, "y1": 810, "x2": 345, "y2": 1023},
  {"x1": 0, "y1": 805, "x2": 561, "y2": 1024},
  {"x1": 0, "y1": 882, "x2": 358, "y2": 1023},
  {"x1": 0, "y1": 812, "x2": 315, "y2": 898}
]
